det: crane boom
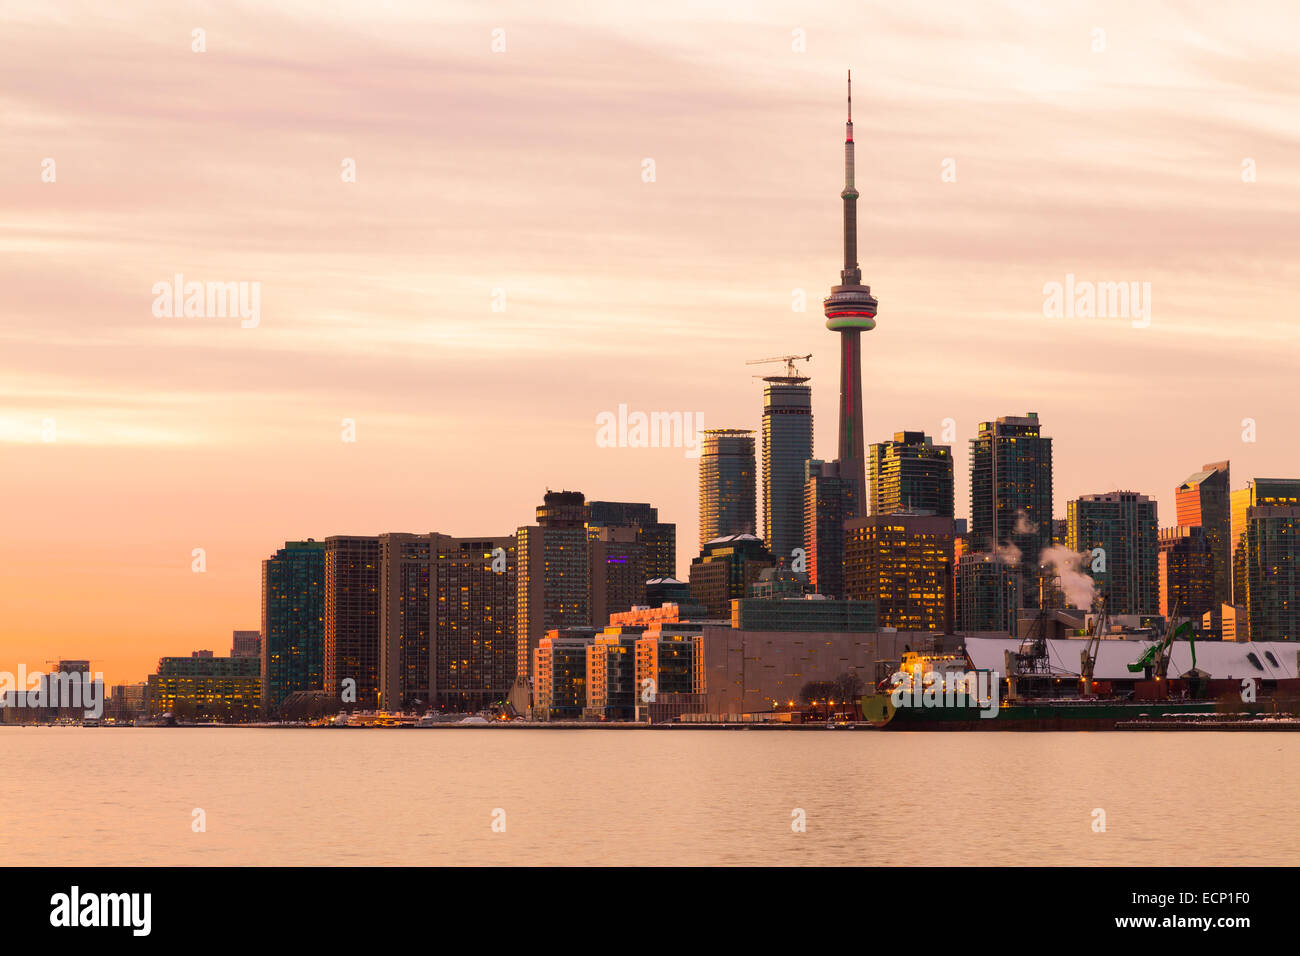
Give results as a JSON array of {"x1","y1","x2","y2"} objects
[{"x1": 745, "y1": 353, "x2": 812, "y2": 378}]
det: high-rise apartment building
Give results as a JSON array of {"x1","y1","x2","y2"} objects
[
  {"x1": 844, "y1": 513, "x2": 956, "y2": 632},
  {"x1": 869, "y1": 431, "x2": 954, "y2": 518},
  {"x1": 760, "y1": 375, "x2": 813, "y2": 564},
  {"x1": 261, "y1": 540, "x2": 326, "y2": 714},
  {"x1": 1231, "y1": 479, "x2": 1300, "y2": 610},
  {"x1": 1066, "y1": 492, "x2": 1159, "y2": 615},
  {"x1": 378, "y1": 532, "x2": 517, "y2": 712},
  {"x1": 969, "y1": 413, "x2": 1053, "y2": 573},
  {"x1": 516, "y1": 491, "x2": 591, "y2": 688},
  {"x1": 698, "y1": 429, "x2": 757, "y2": 547},
  {"x1": 324, "y1": 535, "x2": 382, "y2": 710},
  {"x1": 803, "y1": 459, "x2": 850, "y2": 598},
  {"x1": 1244, "y1": 505, "x2": 1300, "y2": 641},
  {"x1": 956, "y1": 552, "x2": 1020, "y2": 634}
]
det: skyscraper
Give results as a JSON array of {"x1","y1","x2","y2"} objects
[
  {"x1": 1175, "y1": 461, "x2": 1230, "y2": 617},
  {"x1": 1230, "y1": 478, "x2": 1300, "y2": 640},
  {"x1": 515, "y1": 491, "x2": 591, "y2": 691},
  {"x1": 1230, "y1": 478, "x2": 1300, "y2": 609},
  {"x1": 1244, "y1": 505, "x2": 1300, "y2": 642},
  {"x1": 261, "y1": 539, "x2": 326, "y2": 714},
  {"x1": 869, "y1": 431, "x2": 955, "y2": 517},
  {"x1": 822, "y1": 71, "x2": 878, "y2": 516},
  {"x1": 324, "y1": 535, "x2": 382, "y2": 710},
  {"x1": 1066, "y1": 492, "x2": 1159, "y2": 615},
  {"x1": 760, "y1": 373, "x2": 813, "y2": 564},
  {"x1": 969, "y1": 413, "x2": 1053, "y2": 580},
  {"x1": 698, "y1": 429, "x2": 756, "y2": 547},
  {"x1": 803, "y1": 459, "x2": 849, "y2": 598},
  {"x1": 379, "y1": 532, "x2": 516, "y2": 712}
]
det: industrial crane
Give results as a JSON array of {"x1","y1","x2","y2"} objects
[
  {"x1": 1127, "y1": 602, "x2": 1197, "y2": 679},
  {"x1": 1078, "y1": 599, "x2": 1107, "y2": 696},
  {"x1": 746, "y1": 354, "x2": 812, "y2": 380}
]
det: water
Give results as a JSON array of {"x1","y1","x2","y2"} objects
[{"x1": 3, "y1": 727, "x2": 1296, "y2": 866}]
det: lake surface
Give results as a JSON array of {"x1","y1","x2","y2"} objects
[{"x1": 2, "y1": 728, "x2": 1296, "y2": 866}]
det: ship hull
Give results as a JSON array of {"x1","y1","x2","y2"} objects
[{"x1": 861, "y1": 694, "x2": 1220, "y2": 731}]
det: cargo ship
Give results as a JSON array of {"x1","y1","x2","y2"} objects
[
  {"x1": 859, "y1": 634, "x2": 1294, "y2": 730},
  {"x1": 861, "y1": 689, "x2": 1220, "y2": 731}
]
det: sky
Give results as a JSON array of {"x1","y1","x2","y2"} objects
[{"x1": 1, "y1": 0, "x2": 1298, "y2": 685}]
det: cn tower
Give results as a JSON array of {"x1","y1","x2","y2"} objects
[{"x1": 822, "y1": 70, "x2": 877, "y2": 517}]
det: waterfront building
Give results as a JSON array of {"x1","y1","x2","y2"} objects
[
  {"x1": 261, "y1": 539, "x2": 326, "y2": 714},
  {"x1": 107, "y1": 682, "x2": 147, "y2": 722},
  {"x1": 700, "y1": 627, "x2": 962, "y2": 717},
  {"x1": 378, "y1": 532, "x2": 517, "y2": 712},
  {"x1": 869, "y1": 431, "x2": 954, "y2": 518},
  {"x1": 584, "y1": 626, "x2": 644, "y2": 720},
  {"x1": 533, "y1": 629, "x2": 597, "y2": 720},
  {"x1": 324, "y1": 535, "x2": 382, "y2": 710},
  {"x1": 635, "y1": 625, "x2": 705, "y2": 721},
  {"x1": 147, "y1": 652, "x2": 261, "y2": 722},
  {"x1": 1066, "y1": 491, "x2": 1159, "y2": 616}
]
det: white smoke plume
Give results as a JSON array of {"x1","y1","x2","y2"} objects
[
  {"x1": 1038, "y1": 545, "x2": 1098, "y2": 609},
  {"x1": 1013, "y1": 510, "x2": 1038, "y2": 536}
]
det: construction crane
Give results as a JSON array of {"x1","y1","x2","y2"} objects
[
  {"x1": 1078, "y1": 598, "x2": 1107, "y2": 696},
  {"x1": 746, "y1": 354, "x2": 812, "y2": 380}
]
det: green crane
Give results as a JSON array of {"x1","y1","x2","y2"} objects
[{"x1": 1127, "y1": 610, "x2": 1197, "y2": 678}]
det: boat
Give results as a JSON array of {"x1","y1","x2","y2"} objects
[{"x1": 861, "y1": 649, "x2": 1222, "y2": 730}]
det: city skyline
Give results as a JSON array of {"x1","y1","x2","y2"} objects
[{"x1": 3, "y1": 1, "x2": 1300, "y2": 684}]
